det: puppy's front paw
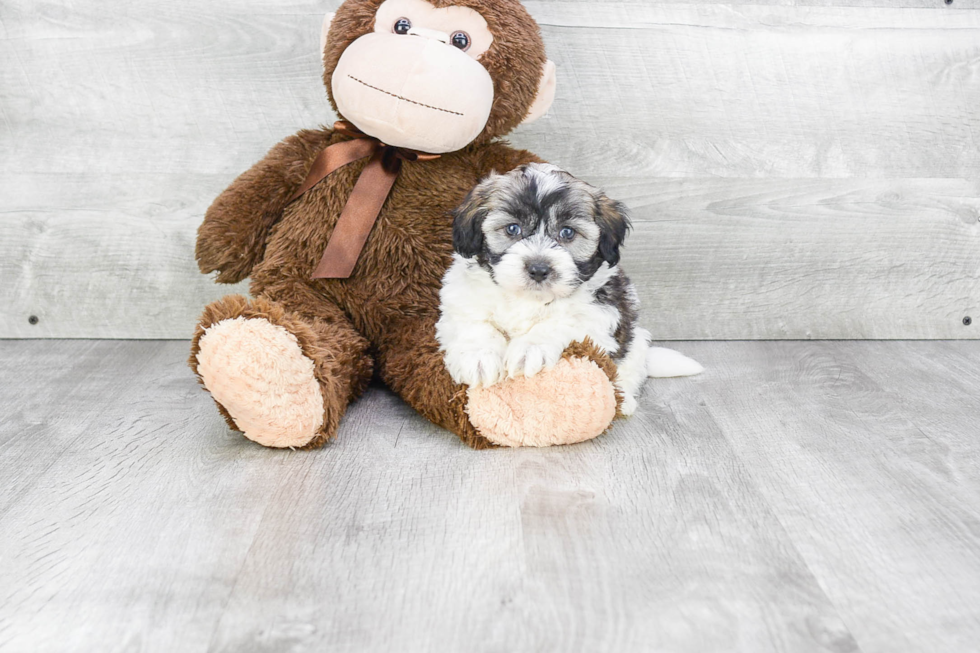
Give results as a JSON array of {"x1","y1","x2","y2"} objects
[
  {"x1": 446, "y1": 348, "x2": 506, "y2": 388},
  {"x1": 504, "y1": 338, "x2": 564, "y2": 379}
]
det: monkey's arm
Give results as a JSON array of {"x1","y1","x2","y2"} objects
[{"x1": 196, "y1": 128, "x2": 335, "y2": 284}]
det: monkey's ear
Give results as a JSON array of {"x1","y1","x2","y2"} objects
[
  {"x1": 521, "y1": 60, "x2": 557, "y2": 125},
  {"x1": 595, "y1": 195, "x2": 632, "y2": 267},
  {"x1": 452, "y1": 184, "x2": 492, "y2": 259},
  {"x1": 320, "y1": 12, "x2": 336, "y2": 62}
]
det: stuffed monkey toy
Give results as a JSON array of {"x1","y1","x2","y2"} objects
[{"x1": 190, "y1": 0, "x2": 621, "y2": 449}]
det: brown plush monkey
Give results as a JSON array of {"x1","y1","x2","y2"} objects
[{"x1": 190, "y1": 0, "x2": 620, "y2": 449}]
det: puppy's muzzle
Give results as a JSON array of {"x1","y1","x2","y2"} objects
[{"x1": 526, "y1": 261, "x2": 552, "y2": 283}]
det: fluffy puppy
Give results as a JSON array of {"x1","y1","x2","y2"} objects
[{"x1": 436, "y1": 163, "x2": 702, "y2": 416}]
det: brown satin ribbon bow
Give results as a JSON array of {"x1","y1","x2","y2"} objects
[{"x1": 288, "y1": 121, "x2": 440, "y2": 279}]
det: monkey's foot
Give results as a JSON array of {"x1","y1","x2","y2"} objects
[
  {"x1": 195, "y1": 316, "x2": 324, "y2": 449},
  {"x1": 465, "y1": 356, "x2": 617, "y2": 448}
]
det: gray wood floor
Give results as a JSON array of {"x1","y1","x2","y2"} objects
[{"x1": 0, "y1": 340, "x2": 978, "y2": 653}]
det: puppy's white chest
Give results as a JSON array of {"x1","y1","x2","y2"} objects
[{"x1": 489, "y1": 299, "x2": 556, "y2": 339}]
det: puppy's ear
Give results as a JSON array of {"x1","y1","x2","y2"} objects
[
  {"x1": 595, "y1": 195, "x2": 632, "y2": 267},
  {"x1": 452, "y1": 180, "x2": 493, "y2": 258}
]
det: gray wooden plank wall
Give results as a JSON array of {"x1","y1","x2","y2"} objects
[{"x1": 1, "y1": 0, "x2": 978, "y2": 339}]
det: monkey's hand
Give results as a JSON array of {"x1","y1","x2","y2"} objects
[{"x1": 196, "y1": 129, "x2": 334, "y2": 284}]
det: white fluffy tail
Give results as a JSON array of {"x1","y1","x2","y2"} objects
[{"x1": 647, "y1": 347, "x2": 704, "y2": 378}]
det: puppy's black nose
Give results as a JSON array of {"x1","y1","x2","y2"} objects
[{"x1": 527, "y1": 262, "x2": 551, "y2": 282}]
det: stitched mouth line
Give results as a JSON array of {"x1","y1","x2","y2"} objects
[{"x1": 348, "y1": 75, "x2": 464, "y2": 117}]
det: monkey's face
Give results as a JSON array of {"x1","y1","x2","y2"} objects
[
  {"x1": 324, "y1": 0, "x2": 556, "y2": 154},
  {"x1": 332, "y1": 0, "x2": 494, "y2": 153}
]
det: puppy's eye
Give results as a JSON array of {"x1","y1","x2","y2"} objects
[
  {"x1": 393, "y1": 18, "x2": 412, "y2": 35},
  {"x1": 451, "y1": 31, "x2": 471, "y2": 51},
  {"x1": 559, "y1": 227, "x2": 576, "y2": 241},
  {"x1": 505, "y1": 223, "x2": 522, "y2": 237}
]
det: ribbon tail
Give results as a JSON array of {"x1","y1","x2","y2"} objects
[{"x1": 312, "y1": 149, "x2": 399, "y2": 279}]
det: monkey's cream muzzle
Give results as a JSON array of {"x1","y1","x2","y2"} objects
[{"x1": 332, "y1": 32, "x2": 494, "y2": 154}]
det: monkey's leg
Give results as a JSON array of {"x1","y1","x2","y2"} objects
[
  {"x1": 465, "y1": 339, "x2": 621, "y2": 448},
  {"x1": 374, "y1": 315, "x2": 493, "y2": 449},
  {"x1": 377, "y1": 316, "x2": 620, "y2": 449},
  {"x1": 189, "y1": 293, "x2": 373, "y2": 449}
]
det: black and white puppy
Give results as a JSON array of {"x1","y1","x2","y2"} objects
[{"x1": 436, "y1": 163, "x2": 702, "y2": 415}]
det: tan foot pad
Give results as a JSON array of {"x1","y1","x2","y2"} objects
[
  {"x1": 196, "y1": 317, "x2": 323, "y2": 448},
  {"x1": 466, "y1": 357, "x2": 617, "y2": 448}
]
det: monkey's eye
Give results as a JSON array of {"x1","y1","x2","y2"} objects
[
  {"x1": 506, "y1": 223, "x2": 522, "y2": 237},
  {"x1": 393, "y1": 18, "x2": 412, "y2": 35},
  {"x1": 559, "y1": 227, "x2": 576, "y2": 241},
  {"x1": 451, "y1": 31, "x2": 471, "y2": 51}
]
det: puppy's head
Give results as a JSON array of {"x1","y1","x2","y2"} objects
[{"x1": 453, "y1": 163, "x2": 631, "y2": 299}]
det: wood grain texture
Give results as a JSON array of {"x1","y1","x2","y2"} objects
[
  {"x1": 675, "y1": 340, "x2": 980, "y2": 653},
  {"x1": 2, "y1": 339, "x2": 980, "y2": 651},
  {"x1": 0, "y1": 173, "x2": 248, "y2": 339},
  {"x1": 2, "y1": 1, "x2": 979, "y2": 339},
  {"x1": 3, "y1": 175, "x2": 975, "y2": 339},
  {"x1": 539, "y1": 0, "x2": 980, "y2": 6},
  {"x1": 0, "y1": 341, "x2": 318, "y2": 651},
  {"x1": 610, "y1": 177, "x2": 980, "y2": 339},
  {"x1": 5, "y1": 1, "x2": 978, "y2": 178},
  {"x1": 204, "y1": 378, "x2": 854, "y2": 653},
  {"x1": 523, "y1": 2, "x2": 980, "y2": 179}
]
